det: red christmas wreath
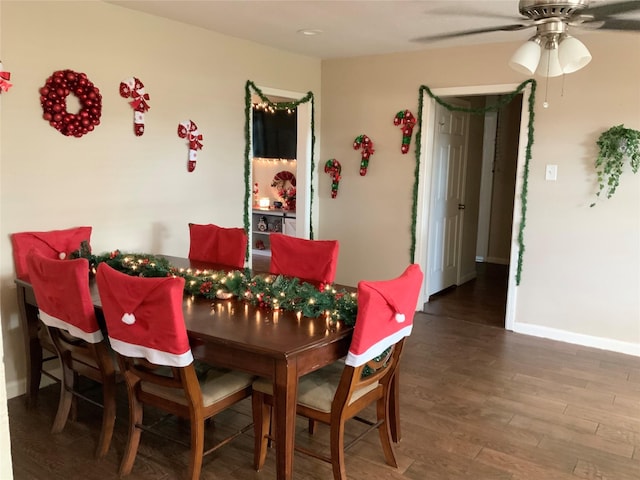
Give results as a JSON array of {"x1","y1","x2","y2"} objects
[
  {"x1": 271, "y1": 171, "x2": 297, "y2": 209},
  {"x1": 40, "y1": 69, "x2": 102, "y2": 137}
]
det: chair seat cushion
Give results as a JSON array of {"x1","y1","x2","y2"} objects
[
  {"x1": 253, "y1": 361, "x2": 378, "y2": 413},
  {"x1": 142, "y1": 367, "x2": 254, "y2": 407}
]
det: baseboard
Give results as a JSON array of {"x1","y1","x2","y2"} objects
[
  {"x1": 513, "y1": 322, "x2": 640, "y2": 357},
  {"x1": 485, "y1": 256, "x2": 509, "y2": 265},
  {"x1": 459, "y1": 271, "x2": 477, "y2": 284},
  {"x1": 6, "y1": 368, "x2": 60, "y2": 400}
]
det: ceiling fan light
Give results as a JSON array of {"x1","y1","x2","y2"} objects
[
  {"x1": 559, "y1": 36, "x2": 592, "y2": 74},
  {"x1": 508, "y1": 40, "x2": 542, "y2": 75},
  {"x1": 536, "y1": 45, "x2": 563, "y2": 77}
]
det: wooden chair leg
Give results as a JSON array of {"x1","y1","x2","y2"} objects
[
  {"x1": 51, "y1": 360, "x2": 74, "y2": 433},
  {"x1": 329, "y1": 419, "x2": 347, "y2": 480},
  {"x1": 95, "y1": 375, "x2": 117, "y2": 458},
  {"x1": 252, "y1": 391, "x2": 270, "y2": 470},
  {"x1": 308, "y1": 418, "x2": 317, "y2": 435},
  {"x1": 377, "y1": 396, "x2": 397, "y2": 468},
  {"x1": 120, "y1": 394, "x2": 143, "y2": 476},
  {"x1": 188, "y1": 412, "x2": 205, "y2": 480}
]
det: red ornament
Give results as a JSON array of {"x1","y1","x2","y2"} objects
[
  {"x1": 178, "y1": 120, "x2": 203, "y2": 172},
  {"x1": 353, "y1": 134, "x2": 375, "y2": 176},
  {"x1": 40, "y1": 69, "x2": 102, "y2": 137},
  {"x1": 394, "y1": 109, "x2": 416, "y2": 154},
  {"x1": 119, "y1": 77, "x2": 150, "y2": 136}
]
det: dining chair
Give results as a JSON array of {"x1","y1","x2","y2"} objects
[
  {"x1": 25, "y1": 251, "x2": 117, "y2": 458},
  {"x1": 11, "y1": 226, "x2": 93, "y2": 405},
  {"x1": 188, "y1": 223, "x2": 247, "y2": 269},
  {"x1": 96, "y1": 263, "x2": 254, "y2": 480},
  {"x1": 252, "y1": 264, "x2": 423, "y2": 480},
  {"x1": 269, "y1": 233, "x2": 339, "y2": 285}
]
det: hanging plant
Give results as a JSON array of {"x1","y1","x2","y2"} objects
[{"x1": 592, "y1": 124, "x2": 640, "y2": 205}]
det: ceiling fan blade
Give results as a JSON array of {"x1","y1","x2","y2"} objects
[
  {"x1": 413, "y1": 23, "x2": 532, "y2": 43},
  {"x1": 594, "y1": 17, "x2": 640, "y2": 30},
  {"x1": 584, "y1": 0, "x2": 640, "y2": 19},
  {"x1": 426, "y1": 6, "x2": 525, "y2": 22}
]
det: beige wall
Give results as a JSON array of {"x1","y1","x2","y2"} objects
[
  {"x1": 320, "y1": 35, "x2": 640, "y2": 352},
  {"x1": 0, "y1": 0, "x2": 320, "y2": 401}
]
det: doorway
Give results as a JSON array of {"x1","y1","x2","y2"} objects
[
  {"x1": 414, "y1": 83, "x2": 533, "y2": 331},
  {"x1": 247, "y1": 86, "x2": 313, "y2": 272}
]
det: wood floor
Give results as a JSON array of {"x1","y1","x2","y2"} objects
[{"x1": 8, "y1": 272, "x2": 640, "y2": 479}]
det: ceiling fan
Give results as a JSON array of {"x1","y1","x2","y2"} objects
[{"x1": 416, "y1": 0, "x2": 640, "y2": 76}]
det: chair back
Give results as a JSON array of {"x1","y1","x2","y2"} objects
[
  {"x1": 269, "y1": 233, "x2": 339, "y2": 285},
  {"x1": 188, "y1": 223, "x2": 247, "y2": 269},
  {"x1": 12, "y1": 226, "x2": 92, "y2": 281},
  {"x1": 96, "y1": 263, "x2": 193, "y2": 367},
  {"x1": 26, "y1": 252, "x2": 102, "y2": 343},
  {"x1": 345, "y1": 264, "x2": 423, "y2": 367}
]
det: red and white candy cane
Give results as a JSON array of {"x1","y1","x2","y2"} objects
[
  {"x1": 0, "y1": 61, "x2": 12, "y2": 93},
  {"x1": 177, "y1": 120, "x2": 203, "y2": 172},
  {"x1": 394, "y1": 110, "x2": 416, "y2": 154},
  {"x1": 119, "y1": 77, "x2": 150, "y2": 136},
  {"x1": 353, "y1": 134, "x2": 375, "y2": 176},
  {"x1": 324, "y1": 159, "x2": 342, "y2": 198}
]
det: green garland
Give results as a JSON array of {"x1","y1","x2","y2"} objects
[
  {"x1": 411, "y1": 80, "x2": 536, "y2": 285},
  {"x1": 244, "y1": 81, "x2": 316, "y2": 260},
  {"x1": 72, "y1": 246, "x2": 357, "y2": 325}
]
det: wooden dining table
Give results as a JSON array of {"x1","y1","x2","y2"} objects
[{"x1": 15, "y1": 255, "x2": 356, "y2": 480}]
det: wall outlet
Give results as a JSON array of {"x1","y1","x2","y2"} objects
[{"x1": 545, "y1": 164, "x2": 558, "y2": 181}]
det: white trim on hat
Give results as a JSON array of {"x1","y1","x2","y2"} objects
[
  {"x1": 108, "y1": 337, "x2": 194, "y2": 368},
  {"x1": 39, "y1": 310, "x2": 104, "y2": 344},
  {"x1": 344, "y1": 324, "x2": 412, "y2": 368}
]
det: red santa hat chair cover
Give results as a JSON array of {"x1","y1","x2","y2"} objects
[
  {"x1": 11, "y1": 226, "x2": 92, "y2": 281},
  {"x1": 188, "y1": 223, "x2": 247, "y2": 269},
  {"x1": 346, "y1": 263, "x2": 424, "y2": 367},
  {"x1": 269, "y1": 233, "x2": 339, "y2": 285},
  {"x1": 96, "y1": 263, "x2": 192, "y2": 367},
  {"x1": 26, "y1": 252, "x2": 102, "y2": 343}
]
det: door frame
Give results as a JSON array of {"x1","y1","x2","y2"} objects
[
  {"x1": 414, "y1": 83, "x2": 533, "y2": 331},
  {"x1": 247, "y1": 86, "x2": 313, "y2": 262}
]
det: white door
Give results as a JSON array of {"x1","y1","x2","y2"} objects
[{"x1": 427, "y1": 99, "x2": 470, "y2": 296}]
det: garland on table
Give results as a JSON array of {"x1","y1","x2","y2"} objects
[
  {"x1": 40, "y1": 69, "x2": 102, "y2": 137},
  {"x1": 71, "y1": 244, "x2": 358, "y2": 325},
  {"x1": 244, "y1": 81, "x2": 316, "y2": 258},
  {"x1": 411, "y1": 80, "x2": 536, "y2": 285}
]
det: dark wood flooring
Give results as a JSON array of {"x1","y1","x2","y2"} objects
[
  {"x1": 8, "y1": 269, "x2": 640, "y2": 479},
  {"x1": 425, "y1": 262, "x2": 509, "y2": 328}
]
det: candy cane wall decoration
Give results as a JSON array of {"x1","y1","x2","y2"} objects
[
  {"x1": 353, "y1": 134, "x2": 375, "y2": 176},
  {"x1": 324, "y1": 159, "x2": 342, "y2": 198},
  {"x1": 394, "y1": 109, "x2": 416, "y2": 154},
  {"x1": 177, "y1": 120, "x2": 203, "y2": 172},
  {"x1": 0, "y1": 61, "x2": 13, "y2": 93},
  {"x1": 119, "y1": 77, "x2": 150, "y2": 136}
]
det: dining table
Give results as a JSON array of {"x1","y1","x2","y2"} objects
[{"x1": 16, "y1": 255, "x2": 355, "y2": 480}]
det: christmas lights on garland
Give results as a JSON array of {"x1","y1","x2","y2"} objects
[
  {"x1": 244, "y1": 81, "x2": 316, "y2": 260},
  {"x1": 71, "y1": 244, "x2": 357, "y2": 325},
  {"x1": 411, "y1": 79, "x2": 536, "y2": 285}
]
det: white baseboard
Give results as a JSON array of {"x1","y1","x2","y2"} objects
[
  {"x1": 6, "y1": 368, "x2": 60, "y2": 400},
  {"x1": 513, "y1": 322, "x2": 640, "y2": 357},
  {"x1": 459, "y1": 271, "x2": 477, "y2": 284}
]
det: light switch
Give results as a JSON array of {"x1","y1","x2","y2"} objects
[{"x1": 545, "y1": 164, "x2": 558, "y2": 181}]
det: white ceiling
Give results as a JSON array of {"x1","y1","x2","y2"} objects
[{"x1": 106, "y1": 1, "x2": 639, "y2": 59}]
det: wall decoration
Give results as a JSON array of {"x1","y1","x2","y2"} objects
[
  {"x1": 40, "y1": 69, "x2": 102, "y2": 137},
  {"x1": 119, "y1": 77, "x2": 150, "y2": 136},
  {"x1": 353, "y1": 134, "x2": 375, "y2": 176},
  {"x1": 592, "y1": 124, "x2": 640, "y2": 205},
  {"x1": 324, "y1": 159, "x2": 342, "y2": 198},
  {"x1": 177, "y1": 120, "x2": 203, "y2": 172},
  {"x1": 244, "y1": 81, "x2": 316, "y2": 261},
  {"x1": 271, "y1": 170, "x2": 296, "y2": 210},
  {"x1": 0, "y1": 61, "x2": 12, "y2": 93},
  {"x1": 413, "y1": 80, "x2": 536, "y2": 285},
  {"x1": 394, "y1": 110, "x2": 416, "y2": 154}
]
